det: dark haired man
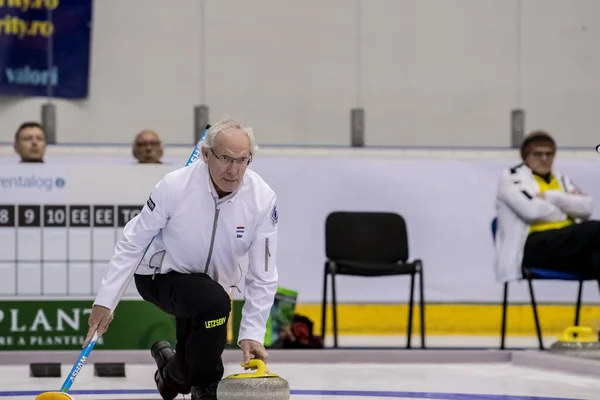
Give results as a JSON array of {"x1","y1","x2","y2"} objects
[
  {"x1": 14, "y1": 122, "x2": 46, "y2": 163},
  {"x1": 494, "y1": 130, "x2": 598, "y2": 283}
]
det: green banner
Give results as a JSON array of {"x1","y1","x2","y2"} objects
[
  {"x1": 0, "y1": 300, "x2": 176, "y2": 350},
  {"x1": 265, "y1": 287, "x2": 298, "y2": 347},
  {"x1": 230, "y1": 287, "x2": 298, "y2": 348}
]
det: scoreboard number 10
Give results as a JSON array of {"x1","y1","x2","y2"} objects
[{"x1": 46, "y1": 208, "x2": 66, "y2": 225}]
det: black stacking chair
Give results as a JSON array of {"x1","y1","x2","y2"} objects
[{"x1": 321, "y1": 211, "x2": 426, "y2": 348}]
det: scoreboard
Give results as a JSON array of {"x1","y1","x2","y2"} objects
[
  {"x1": 0, "y1": 163, "x2": 199, "y2": 350},
  {"x1": 0, "y1": 162, "x2": 183, "y2": 300},
  {"x1": 0, "y1": 204, "x2": 144, "y2": 297}
]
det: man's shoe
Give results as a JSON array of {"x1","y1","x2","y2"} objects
[
  {"x1": 191, "y1": 382, "x2": 219, "y2": 400},
  {"x1": 151, "y1": 340, "x2": 175, "y2": 371},
  {"x1": 154, "y1": 369, "x2": 179, "y2": 400},
  {"x1": 150, "y1": 341, "x2": 179, "y2": 400}
]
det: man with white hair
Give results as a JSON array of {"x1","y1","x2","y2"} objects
[{"x1": 84, "y1": 117, "x2": 280, "y2": 400}]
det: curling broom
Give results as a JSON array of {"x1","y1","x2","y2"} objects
[{"x1": 34, "y1": 126, "x2": 211, "y2": 400}]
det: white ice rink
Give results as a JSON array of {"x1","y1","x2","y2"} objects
[{"x1": 2, "y1": 361, "x2": 600, "y2": 400}]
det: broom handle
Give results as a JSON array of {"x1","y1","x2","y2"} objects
[{"x1": 59, "y1": 332, "x2": 98, "y2": 392}]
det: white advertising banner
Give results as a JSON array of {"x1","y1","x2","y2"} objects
[{"x1": 0, "y1": 156, "x2": 599, "y2": 304}]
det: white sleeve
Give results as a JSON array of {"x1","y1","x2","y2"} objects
[
  {"x1": 497, "y1": 172, "x2": 562, "y2": 222},
  {"x1": 544, "y1": 175, "x2": 593, "y2": 219},
  {"x1": 93, "y1": 178, "x2": 171, "y2": 311},
  {"x1": 237, "y1": 196, "x2": 279, "y2": 345}
]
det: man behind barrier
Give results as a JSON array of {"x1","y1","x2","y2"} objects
[
  {"x1": 495, "y1": 130, "x2": 598, "y2": 283},
  {"x1": 132, "y1": 129, "x2": 164, "y2": 164},
  {"x1": 14, "y1": 121, "x2": 46, "y2": 163},
  {"x1": 84, "y1": 118, "x2": 280, "y2": 400}
]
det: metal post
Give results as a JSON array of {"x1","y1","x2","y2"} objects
[
  {"x1": 351, "y1": 108, "x2": 365, "y2": 147},
  {"x1": 511, "y1": 108, "x2": 525, "y2": 148},
  {"x1": 43, "y1": 6, "x2": 56, "y2": 144},
  {"x1": 41, "y1": 103, "x2": 57, "y2": 144},
  {"x1": 194, "y1": 105, "x2": 209, "y2": 143}
]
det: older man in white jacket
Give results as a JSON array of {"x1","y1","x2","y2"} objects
[
  {"x1": 84, "y1": 118, "x2": 279, "y2": 400},
  {"x1": 495, "y1": 131, "x2": 596, "y2": 284}
]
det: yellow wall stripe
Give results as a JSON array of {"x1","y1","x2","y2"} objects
[{"x1": 294, "y1": 303, "x2": 600, "y2": 336}]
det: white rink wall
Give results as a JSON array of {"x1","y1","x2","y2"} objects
[
  {"x1": 1, "y1": 0, "x2": 599, "y2": 147},
  {"x1": 0, "y1": 146, "x2": 598, "y2": 304}
]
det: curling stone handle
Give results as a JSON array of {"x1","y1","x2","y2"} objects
[
  {"x1": 560, "y1": 326, "x2": 596, "y2": 342},
  {"x1": 240, "y1": 359, "x2": 267, "y2": 376}
]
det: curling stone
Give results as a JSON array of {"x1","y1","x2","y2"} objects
[
  {"x1": 549, "y1": 326, "x2": 600, "y2": 351},
  {"x1": 34, "y1": 392, "x2": 73, "y2": 400},
  {"x1": 217, "y1": 359, "x2": 290, "y2": 400}
]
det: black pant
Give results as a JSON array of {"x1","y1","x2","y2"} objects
[
  {"x1": 135, "y1": 272, "x2": 231, "y2": 391},
  {"x1": 523, "y1": 220, "x2": 600, "y2": 279}
]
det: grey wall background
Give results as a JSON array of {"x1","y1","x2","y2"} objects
[{"x1": 1, "y1": 0, "x2": 598, "y2": 147}]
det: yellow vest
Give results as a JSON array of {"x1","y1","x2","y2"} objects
[{"x1": 529, "y1": 174, "x2": 574, "y2": 233}]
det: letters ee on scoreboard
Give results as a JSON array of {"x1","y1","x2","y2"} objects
[{"x1": 0, "y1": 204, "x2": 143, "y2": 297}]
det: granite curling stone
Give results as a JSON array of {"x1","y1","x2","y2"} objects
[
  {"x1": 549, "y1": 326, "x2": 600, "y2": 351},
  {"x1": 217, "y1": 359, "x2": 290, "y2": 400},
  {"x1": 35, "y1": 392, "x2": 73, "y2": 400}
]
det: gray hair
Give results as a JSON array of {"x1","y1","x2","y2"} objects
[{"x1": 200, "y1": 117, "x2": 258, "y2": 155}]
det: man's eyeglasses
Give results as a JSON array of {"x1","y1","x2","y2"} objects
[
  {"x1": 210, "y1": 149, "x2": 252, "y2": 166},
  {"x1": 531, "y1": 150, "x2": 555, "y2": 158},
  {"x1": 135, "y1": 141, "x2": 161, "y2": 148}
]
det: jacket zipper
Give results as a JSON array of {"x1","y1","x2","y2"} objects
[
  {"x1": 264, "y1": 237, "x2": 270, "y2": 272},
  {"x1": 204, "y1": 201, "x2": 221, "y2": 274}
]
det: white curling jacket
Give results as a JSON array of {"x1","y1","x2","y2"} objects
[
  {"x1": 494, "y1": 163, "x2": 593, "y2": 282},
  {"x1": 94, "y1": 161, "x2": 279, "y2": 345}
]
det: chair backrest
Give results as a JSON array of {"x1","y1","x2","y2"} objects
[
  {"x1": 491, "y1": 217, "x2": 498, "y2": 241},
  {"x1": 325, "y1": 211, "x2": 409, "y2": 263}
]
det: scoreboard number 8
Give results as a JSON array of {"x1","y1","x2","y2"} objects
[{"x1": 0, "y1": 209, "x2": 8, "y2": 225}]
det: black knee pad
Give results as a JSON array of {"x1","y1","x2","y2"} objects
[
  {"x1": 204, "y1": 284, "x2": 231, "y2": 321},
  {"x1": 188, "y1": 275, "x2": 231, "y2": 323}
]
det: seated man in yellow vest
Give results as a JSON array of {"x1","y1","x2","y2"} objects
[{"x1": 494, "y1": 131, "x2": 597, "y2": 283}]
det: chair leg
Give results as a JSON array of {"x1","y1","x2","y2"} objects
[
  {"x1": 418, "y1": 265, "x2": 426, "y2": 349},
  {"x1": 406, "y1": 272, "x2": 416, "y2": 349},
  {"x1": 331, "y1": 271, "x2": 339, "y2": 348},
  {"x1": 527, "y1": 279, "x2": 544, "y2": 350},
  {"x1": 500, "y1": 282, "x2": 508, "y2": 350},
  {"x1": 574, "y1": 280, "x2": 583, "y2": 326},
  {"x1": 321, "y1": 268, "x2": 328, "y2": 345}
]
